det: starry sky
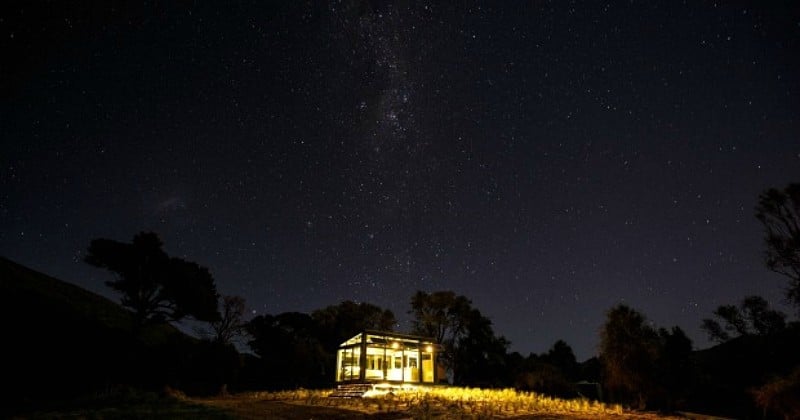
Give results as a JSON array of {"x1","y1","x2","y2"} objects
[{"x1": 2, "y1": 1, "x2": 799, "y2": 361}]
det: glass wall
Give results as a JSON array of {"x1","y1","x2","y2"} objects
[
  {"x1": 336, "y1": 346, "x2": 361, "y2": 382},
  {"x1": 336, "y1": 331, "x2": 437, "y2": 384}
]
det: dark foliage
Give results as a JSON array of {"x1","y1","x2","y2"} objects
[
  {"x1": 752, "y1": 366, "x2": 800, "y2": 420},
  {"x1": 246, "y1": 312, "x2": 328, "y2": 389},
  {"x1": 742, "y1": 295, "x2": 787, "y2": 335},
  {"x1": 173, "y1": 340, "x2": 243, "y2": 395},
  {"x1": 534, "y1": 363, "x2": 576, "y2": 397},
  {"x1": 509, "y1": 340, "x2": 582, "y2": 399},
  {"x1": 702, "y1": 295, "x2": 786, "y2": 343},
  {"x1": 515, "y1": 361, "x2": 576, "y2": 398},
  {"x1": 599, "y1": 304, "x2": 659, "y2": 408},
  {"x1": 243, "y1": 301, "x2": 397, "y2": 390},
  {"x1": 85, "y1": 232, "x2": 220, "y2": 326},
  {"x1": 452, "y1": 307, "x2": 510, "y2": 386},
  {"x1": 654, "y1": 326, "x2": 694, "y2": 410},
  {"x1": 688, "y1": 323, "x2": 800, "y2": 418},
  {"x1": 701, "y1": 318, "x2": 731, "y2": 343},
  {"x1": 0, "y1": 257, "x2": 239, "y2": 416},
  {"x1": 209, "y1": 295, "x2": 248, "y2": 345},
  {"x1": 409, "y1": 290, "x2": 471, "y2": 347},
  {"x1": 599, "y1": 304, "x2": 694, "y2": 410},
  {"x1": 579, "y1": 356, "x2": 602, "y2": 381},
  {"x1": 542, "y1": 340, "x2": 579, "y2": 381},
  {"x1": 311, "y1": 300, "x2": 396, "y2": 351},
  {"x1": 756, "y1": 183, "x2": 800, "y2": 313},
  {"x1": 409, "y1": 290, "x2": 508, "y2": 386}
]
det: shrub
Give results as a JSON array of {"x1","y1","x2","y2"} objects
[{"x1": 751, "y1": 367, "x2": 800, "y2": 420}]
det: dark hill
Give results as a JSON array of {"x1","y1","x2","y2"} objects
[
  {"x1": 687, "y1": 323, "x2": 800, "y2": 417},
  {"x1": 0, "y1": 256, "x2": 204, "y2": 411},
  {"x1": 1, "y1": 255, "x2": 134, "y2": 328}
]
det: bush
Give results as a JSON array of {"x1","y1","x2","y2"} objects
[{"x1": 752, "y1": 367, "x2": 800, "y2": 420}]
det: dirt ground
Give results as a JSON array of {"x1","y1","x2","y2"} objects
[{"x1": 196, "y1": 399, "x2": 406, "y2": 419}]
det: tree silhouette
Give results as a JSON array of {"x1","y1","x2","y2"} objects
[
  {"x1": 715, "y1": 304, "x2": 749, "y2": 335},
  {"x1": 452, "y1": 307, "x2": 509, "y2": 386},
  {"x1": 410, "y1": 290, "x2": 471, "y2": 345},
  {"x1": 542, "y1": 339, "x2": 579, "y2": 381},
  {"x1": 655, "y1": 326, "x2": 693, "y2": 410},
  {"x1": 165, "y1": 257, "x2": 222, "y2": 322},
  {"x1": 741, "y1": 295, "x2": 787, "y2": 335},
  {"x1": 756, "y1": 183, "x2": 800, "y2": 312},
  {"x1": 85, "y1": 232, "x2": 220, "y2": 327},
  {"x1": 701, "y1": 295, "x2": 786, "y2": 343},
  {"x1": 311, "y1": 300, "x2": 396, "y2": 351},
  {"x1": 243, "y1": 300, "x2": 397, "y2": 389},
  {"x1": 600, "y1": 306, "x2": 696, "y2": 410},
  {"x1": 599, "y1": 304, "x2": 659, "y2": 409},
  {"x1": 513, "y1": 340, "x2": 580, "y2": 398},
  {"x1": 210, "y1": 295, "x2": 248, "y2": 345},
  {"x1": 409, "y1": 290, "x2": 507, "y2": 385},
  {"x1": 245, "y1": 312, "x2": 327, "y2": 388},
  {"x1": 700, "y1": 318, "x2": 730, "y2": 343},
  {"x1": 410, "y1": 290, "x2": 471, "y2": 380}
]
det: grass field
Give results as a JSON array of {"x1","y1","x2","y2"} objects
[
  {"x1": 196, "y1": 387, "x2": 684, "y2": 419},
  {"x1": 14, "y1": 386, "x2": 686, "y2": 419}
]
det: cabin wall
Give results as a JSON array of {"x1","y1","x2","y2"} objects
[{"x1": 335, "y1": 332, "x2": 438, "y2": 385}]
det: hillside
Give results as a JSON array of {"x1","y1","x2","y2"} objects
[
  {"x1": 0, "y1": 256, "x2": 135, "y2": 328},
  {"x1": 687, "y1": 323, "x2": 800, "y2": 417},
  {"x1": 0, "y1": 256, "x2": 198, "y2": 412}
]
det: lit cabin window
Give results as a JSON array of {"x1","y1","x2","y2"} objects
[{"x1": 335, "y1": 330, "x2": 442, "y2": 385}]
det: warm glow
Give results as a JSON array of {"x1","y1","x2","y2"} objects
[
  {"x1": 337, "y1": 332, "x2": 438, "y2": 384},
  {"x1": 251, "y1": 386, "x2": 626, "y2": 417}
]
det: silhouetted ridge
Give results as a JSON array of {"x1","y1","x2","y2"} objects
[{"x1": 0, "y1": 256, "x2": 198, "y2": 415}]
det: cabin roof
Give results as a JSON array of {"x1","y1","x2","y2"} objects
[{"x1": 339, "y1": 329, "x2": 437, "y2": 347}]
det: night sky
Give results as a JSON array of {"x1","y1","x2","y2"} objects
[{"x1": 2, "y1": 2, "x2": 799, "y2": 361}]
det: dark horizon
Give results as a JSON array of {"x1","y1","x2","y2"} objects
[{"x1": 2, "y1": 2, "x2": 799, "y2": 361}]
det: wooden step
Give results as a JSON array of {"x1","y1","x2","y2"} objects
[{"x1": 328, "y1": 383, "x2": 374, "y2": 398}]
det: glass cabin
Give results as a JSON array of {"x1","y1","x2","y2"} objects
[{"x1": 336, "y1": 330, "x2": 441, "y2": 384}]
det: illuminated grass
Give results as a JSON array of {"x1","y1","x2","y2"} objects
[{"x1": 225, "y1": 386, "x2": 681, "y2": 419}]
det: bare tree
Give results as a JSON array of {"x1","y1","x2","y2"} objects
[
  {"x1": 756, "y1": 183, "x2": 800, "y2": 312},
  {"x1": 211, "y1": 295, "x2": 248, "y2": 345}
]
